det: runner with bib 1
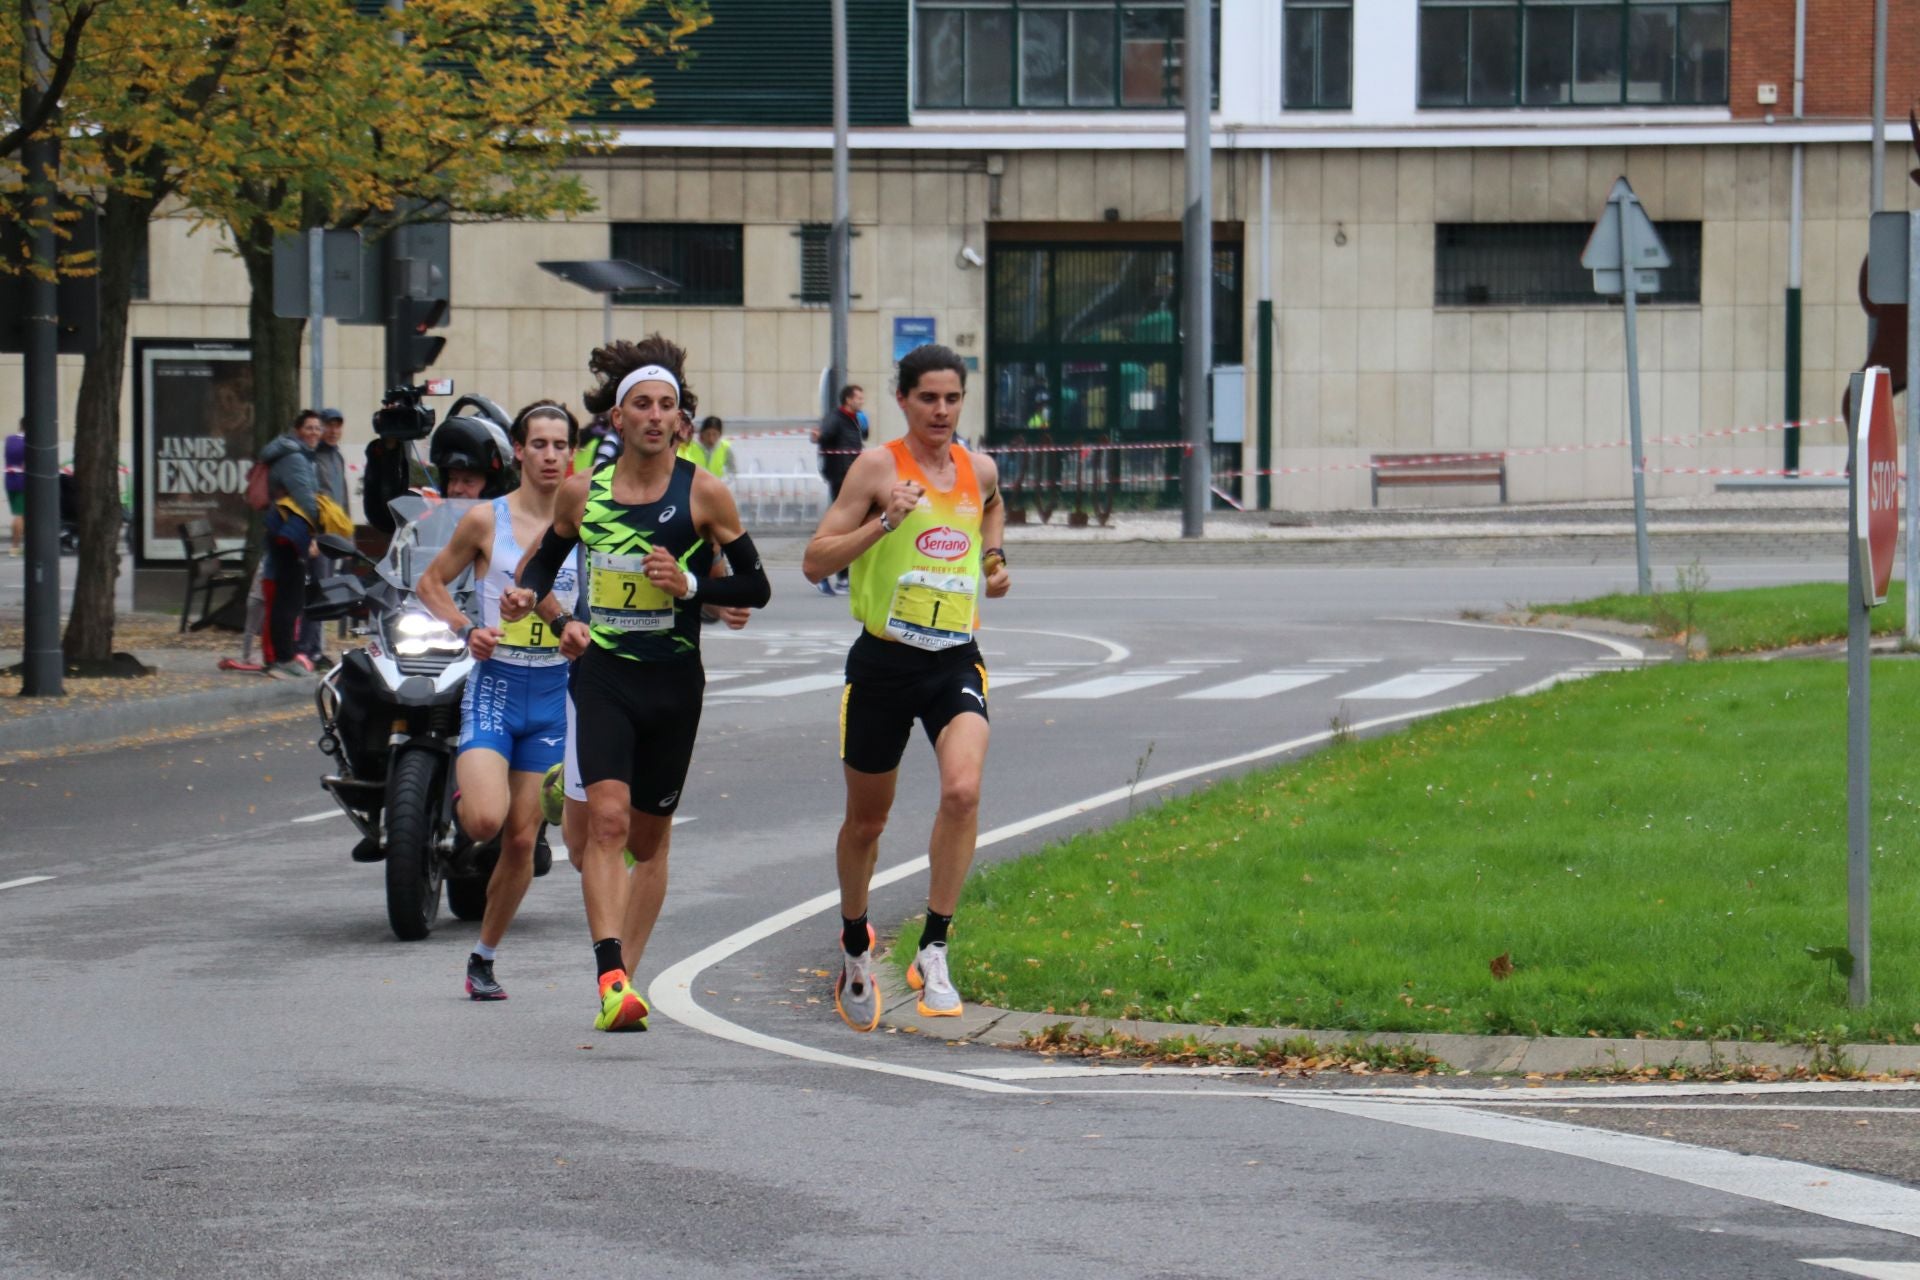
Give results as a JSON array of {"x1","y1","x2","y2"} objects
[{"x1": 802, "y1": 343, "x2": 1012, "y2": 1034}]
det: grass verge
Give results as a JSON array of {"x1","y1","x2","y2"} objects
[
  {"x1": 1021, "y1": 1025, "x2": 1446, "y2": 1076},
  {"x1": 899, "y1": 660, "x2": 1920, "y2": 1045},
  {"x1": 1538, "y1": 580, "x2": 1907, "y2": 655}
]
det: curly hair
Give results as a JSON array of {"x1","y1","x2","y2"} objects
[
  {"x1": 582, "y1": 334, "x2": 695, "y2": 416},
  {"x1": 510, "y1": 399, "x2": 579, "y2": 448}
]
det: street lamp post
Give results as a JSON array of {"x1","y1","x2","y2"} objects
[
  {"x1": 19, "y1": 0, "x2": 62, "y2": 696},
  {"x1": 1179, "y1": 0, "x2": 1212, "y2": 539}
]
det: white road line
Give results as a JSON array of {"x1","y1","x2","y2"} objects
[
  {"x1": 1165, "y1": 658, "x2": 1243, "y2": 666},
  {"x1": 0, "y1": 875, "x2": 54, "y2": 892},
  {"x1": 963, "y1": 1064, "x2": 1265, "y2": 1081},
  {"x1": 1181, "y1": 670, "x2": 1337, "y2": 700},
  {"x1": 1803, "y1": 1260, "x2": 1920, "y2": 1279},
  {"x1": 991, "y1": 627, "x2": 1131, "y2": 666},
  {"x1": 647, "y1": 703, "x2": 1480, "y2": 1092},
  {"x1": 1309, "y1": 657, "x2": 1382, "y2": 664},
  {"x1": 292, "y1": 809, "x2": 343, "y2": 824},
  {"x1": 1277, "y1": 1095, "x2": 1920, "y2": 1240},
  {"x1": 720, "y1": 673, "x2": 845, "y2": 698},
  {"x1": 1384, "y1": 615, "x2": 1647, "y2": 662},
  {"x1": 1024, "y1": 670, "x2": 1190, "y2": 700},
  {"x1": 1342, "y1": 669, "x2": 1485, "y2": 700}
]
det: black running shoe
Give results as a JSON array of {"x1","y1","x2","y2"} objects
[{"x1": 465, "y1": 954, "x2": 506, "y2": 1001}]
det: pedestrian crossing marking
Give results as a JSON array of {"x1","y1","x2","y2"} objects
[
  {"x1": 1024, "y1": 670, "x2": 1190, "y2": 700},
  {"x1": 716, "y1": 673, "x2": 845, "y2": 698},
  {"x1": 1180, "y1": 670, "x2": 1336, "y2": 701},
  {"x1": 1341, "y1": 669, "x2": 1486, "y2": 701}
]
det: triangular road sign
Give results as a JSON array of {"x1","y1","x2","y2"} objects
[{"x1": 1582, "y1": 177, "x2": 1670, "y2": 272}]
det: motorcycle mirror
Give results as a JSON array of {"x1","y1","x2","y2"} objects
[{"x1": 316, "y1": 533, "x2": 370, "y2": 562}]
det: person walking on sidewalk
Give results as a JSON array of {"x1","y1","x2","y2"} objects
[
  {"x1": 812, "y1": 385, "x2": 865, "y2": 594},
  {"x1": 258, "y1": 410, "x2": 324, "y2": 678},
  {"x1": 505, "y1": 335, "x2": 772, "y2": 1033},
  {"x1": 5, "y1": 426, "x2": 23, "y2": 554},
  {"x1": 801, "y1": 344, "x2": 1011, "y2": 1031},
  {"x1": 301, "y1": 408, "x2": 353, "y2": 668},
  {"x1": 415, "y1": 401, "x2": 580, "y2": 1001}
]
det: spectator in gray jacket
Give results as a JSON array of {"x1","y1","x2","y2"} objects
[
  {"x1": 257, "y1": 410, "x2": 323, "y2": 676},
  {"x1": 313, "y1": 408, "x2": 351, "y2": 520}
]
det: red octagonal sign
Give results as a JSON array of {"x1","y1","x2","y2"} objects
[{"x1": 1856, "y1": 366, "x2": 1900, "y2": 609}]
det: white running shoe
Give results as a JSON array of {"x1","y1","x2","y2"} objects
[
  {"x1": 834, "y1": 946, "x2": 881, "y2": 1032},
  {"x1": 907, "y1": 941, "x2": 962, "y2": 1018}
]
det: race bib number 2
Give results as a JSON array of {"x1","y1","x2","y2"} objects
[
  {"x1": 885, "y1": 570, "x2": 976, "y2": 651},
  {"x1": 590, "y1": 551, "x2": 674, "y2": 632}
]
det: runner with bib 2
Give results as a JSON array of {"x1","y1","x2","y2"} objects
[
  {"x1": 802, "y1": 343, "x2": 1012, "y2": 1032},
  {"x1": 505, "y1": 334, "x2": 772, "y2": 1034}
]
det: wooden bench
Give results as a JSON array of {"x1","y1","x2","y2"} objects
[
  {"x1": 177, "y1": 518, "x2": 248, "y2": 631},
  {"x1": 1370, "y1": 452, "x2": 1507, "y2": 507}
]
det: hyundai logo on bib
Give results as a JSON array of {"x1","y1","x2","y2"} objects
[{"x1": 915, "y1": 526, "x2": 971, "y2": 560}]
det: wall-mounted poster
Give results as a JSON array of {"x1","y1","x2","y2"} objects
[{"x1": 133, "y1": 340, "x2": 253, "y2": 565}]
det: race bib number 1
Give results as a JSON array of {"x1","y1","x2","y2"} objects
[
  {"x1": 885, "y1": 570, "x2": 976, "y2": 651},
  {"x1": 590, "y1": 551, "x2": 674, "y2": 632}
]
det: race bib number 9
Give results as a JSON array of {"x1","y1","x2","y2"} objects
[
  {"x1": 499, "y1": 614, "x2": 559, "y2": 650},
  {"x1": 590, "y1": 551, "x2": 674, "y2": 632},
  {"x1": 885, "y1": 570, "x2": 976, "y2": 652}
]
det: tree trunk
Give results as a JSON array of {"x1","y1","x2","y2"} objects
[
  {"x1": 64, "y1": 185, "x2": 161, "y2": 663},
  {"x1": 238, "y1": 215, "x2": 305, "y2": 456}
]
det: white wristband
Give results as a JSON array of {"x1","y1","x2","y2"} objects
[
  {"x1": 681, "y1": 570, "x2": 699, "y2": 600},
  {"x1": 878, "y1": 511, "x2": 895, "y2": 534}
]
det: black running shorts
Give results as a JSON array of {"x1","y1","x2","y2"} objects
[
  {"x1": 840, "y1": 631, "x2": 989, "y2": 776},
  {"x1": 569, "y1": 644, "x2": 705, "y2": 814}
]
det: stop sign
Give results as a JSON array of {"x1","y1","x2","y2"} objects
[{"x1": 1856, "y1": 366, "x2": 1899, "y2": 609}]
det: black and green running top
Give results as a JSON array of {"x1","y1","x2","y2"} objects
[{"x1": 580, "y1": 458, "x2": 714, "y2": 664}]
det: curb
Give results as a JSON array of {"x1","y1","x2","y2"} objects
[
  {"x1": 874, "y1": 965, "x2": 1920, "y2": 1077},
  {"x1": 0, "y1": 678, "x2": 311, "y2": 756}
]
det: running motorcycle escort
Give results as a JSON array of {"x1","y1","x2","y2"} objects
[{"x1": 305, "y1": 386, "x2": 551, "y2": 940}]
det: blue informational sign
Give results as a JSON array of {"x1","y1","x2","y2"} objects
[{"x1": 893, "y1": 316, "x2": 936, "y2": 363}]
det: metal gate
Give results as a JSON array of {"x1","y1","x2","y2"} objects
[{"x1": 986, "y1": 238, "x2": 1239, "y2": 515}]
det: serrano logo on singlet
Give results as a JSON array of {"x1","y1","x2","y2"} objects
[{"x1": 915, "y1": 526, "x2": 971, "y2": 561}]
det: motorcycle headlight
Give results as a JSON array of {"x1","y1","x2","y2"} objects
[{"x1": 392, "y1": 610, "x2": 466, "y2": 656}]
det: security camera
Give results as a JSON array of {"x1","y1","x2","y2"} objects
[{"x1": 957, "y1": 245, "x2": 984, "y2": 269}]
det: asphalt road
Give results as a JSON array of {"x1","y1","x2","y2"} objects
[{"x1": 5, "y1": 558, "x2": 1920, "y2": 1280}]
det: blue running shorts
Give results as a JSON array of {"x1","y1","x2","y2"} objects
[{"x1": 458, "y1": 658, "x2": 569, "y2": 774}]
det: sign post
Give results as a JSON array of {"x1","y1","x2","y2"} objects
[
  {"x1": 1846, "y1": 366, "x2": 1897, "y2": 1009},
  {"x1": 1582, "y1": 178, "x2": 1669, "y2": 595}
]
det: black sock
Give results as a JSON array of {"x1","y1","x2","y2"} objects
[
  {"x1": 842, "y1": 913, "x2": 870, "y2": 956},
  {"x1": 919, "y1": 909, "x2": 952, "y2": 951},
  {"x1": 593, "y1": 937, "x2": 625, "y2": 980}
]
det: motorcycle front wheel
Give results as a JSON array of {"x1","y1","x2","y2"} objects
[
  {"x1": 384, "y1": 749, "x2": 445, "y2": 941},
  {"x1": 446, "y1": 876, "x2": 488, "y2": 921}
]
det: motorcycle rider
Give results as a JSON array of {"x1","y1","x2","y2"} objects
[
  {"x1": 505, "y1": 334, "x2": 772, "y2": 1033},
  {"x1": 414, "y1": 403, "x2": 578, "y2": 1000}
]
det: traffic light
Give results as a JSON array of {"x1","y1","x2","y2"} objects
[{"x1": 388, "y1": 295, "x2": 446, "y2": 379}]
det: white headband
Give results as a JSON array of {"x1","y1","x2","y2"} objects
[{"x1": 614, "y1": 364, "x2": 680, "y2": 408}]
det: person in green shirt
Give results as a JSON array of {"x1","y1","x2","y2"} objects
[{"x1": 678, "y1": 415, "x2": 735, "y2": 481}]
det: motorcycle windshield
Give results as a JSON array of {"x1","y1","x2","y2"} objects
[{"x1": 378, "y1": 495, "x2": 481, "y2": 593}]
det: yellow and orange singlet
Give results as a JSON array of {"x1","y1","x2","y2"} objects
[{"x1": 847, "y1": 438, "x2": 985, "y2": 651}]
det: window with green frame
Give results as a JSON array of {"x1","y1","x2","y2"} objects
[
  {"x1": 915, "y1": 2, "x2": 1219, "y2": 110},
  {"x1": 1283, "y1": 0, "x2": 1351, "y2": 111},
  {"x1": 1418, "y1": 1, "x2": 1728, "y2": 108}
]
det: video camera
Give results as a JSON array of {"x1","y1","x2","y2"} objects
[{"x1": 371, "y1": 378, "x2": 455, "y2": 441}]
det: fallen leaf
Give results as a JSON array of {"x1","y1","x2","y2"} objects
[{"x1": 1489, "y1": 952, "x2": 1514, "y2": 981}]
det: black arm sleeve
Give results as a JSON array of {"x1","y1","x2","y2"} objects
[
  {"x1": 518, "y1": 525, "x2": 580, "y2": 602},
  {"x1": 689, "y1": 531, "x2": 771, "y2": 609}
]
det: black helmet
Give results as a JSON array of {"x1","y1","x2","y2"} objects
[{"x1": 428, "y1": 414, "x2": 516, "y2": 498}]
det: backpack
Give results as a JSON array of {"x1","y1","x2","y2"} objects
[{"x1": 244, "y1": 459, "x2": 271, "y2": 511}]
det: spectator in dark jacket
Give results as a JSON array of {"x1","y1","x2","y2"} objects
[
  {"x1": 812, "y1": 385, "x2": 865, "y2": 593},
  {"x1": 258, "y1": 411, "x2": 323, "y2": 676}
]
